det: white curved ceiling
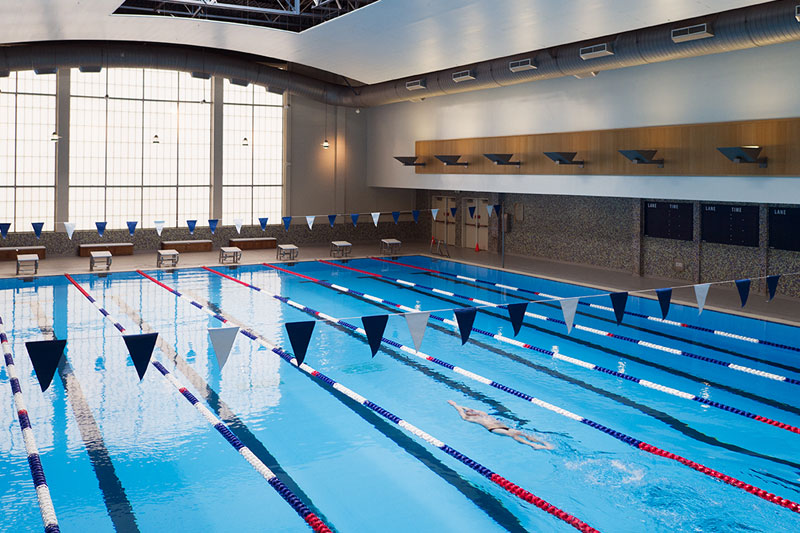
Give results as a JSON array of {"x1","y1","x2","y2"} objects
[{"x1": 0, "y1": 0, "x2": 770, "y2": 84}]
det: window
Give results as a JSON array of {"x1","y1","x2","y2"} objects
[
  {"x1": 69, "y1": 68, "x2": 212, "y2": 229},
  {"x1": 0, "y1": 71, "x2": 57, "y2": 232},
  {"x1": 222, "y1": 81, "x2": 283, "y2": 225}
]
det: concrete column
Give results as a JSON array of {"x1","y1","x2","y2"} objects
[
  {"x1": 334, "y1": 105, "x2": 347, "y2": 214},
  {"x1": 282, "y1": 92, "x2": 291, "y2": 217},
  {"x1": 210, "y1": 76, "x2": 224, "y2": 219},
  {"x1": 632, "y1": 199, "x2": 643, "y2": 276},
  {"x1": 758, "y1": 204, "x2": 768, "y2": 294},
  {"x1": 693, "y1": 201, "x2": 702, "y2": 283},
  {"x1": 55, "y1": 69, "x2": 70, "y2": 228}
]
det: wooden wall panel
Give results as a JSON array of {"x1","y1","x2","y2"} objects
[{"x1": 414, "y1": 117, "x2": 800, "y2": 176}]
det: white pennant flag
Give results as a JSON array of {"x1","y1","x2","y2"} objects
[
  {"x1": 306, "y1": 215, "x2": 315, "y2": 230},
  {"x1": 694, "y1": 283, "x2": 711, "y2": 315},
  {"x1": 154, "y1": 220, "x2": 165, "y2": 236},
  {"x1": 431, "y1": 208, "x2": 439, "y2": 220},
  {"x1": 371, "y1": 212, "x2": 380, "y2": 227},
  {"x1": 234, "y1": 218, "x2": 243, "y2": 234},
  {"x1": 63, "y1": 222, "x2": 76, "y2": 240},
  {"x1": 486, "y1": 204, "x2": 494, "y2": 218},
  {"x1": 404, "y1": 312, "x2": 430, "y2": 352},
  {"x1": 208, "y1": 326, "x2": 239, "y2": 370},
  {"x1": 560, "y1": 298, "x2": 579, "y2": 334}
]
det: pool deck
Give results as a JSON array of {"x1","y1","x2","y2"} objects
[{"x1": 1, "y1": 240, "x2": 798, "y2": 327}]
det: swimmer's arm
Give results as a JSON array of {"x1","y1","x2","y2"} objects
[{"x1": 448, "y1": 400, "x2": 469, "y2": 420}]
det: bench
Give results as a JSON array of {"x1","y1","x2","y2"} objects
[
  {"x1": 380, "y1": 238, "x2": 402, "y2": 255},
  {"x1": 330, "y1": 240, "x2": 352, "y2": 258},
  {"x1": 277, "y1": 244, "x2": 298, "y2": 261},
  {"x1": 16, "y1": 254, "x2": 39, "y2": 275},
  {"x1": 89, "y1": 251, "x2": 112, "y2": 272},
  {"x1": 0, "y1": 246, "x2": 46, "y2": 261},
  {"x1": 219, "y1": 247, "x2": 242, "y2": 264},
  {"x1": 161, "y1": 240, "x2": 212, "y2": 253},
  {"x1": 157, "y1": 249, "x2": 179, "y2": 268},
  {"x1": 229, "y1": 237, "x2": 277, "y2": 250},
  {"x1": 78, "y1": 243, "x2": 134, "y2": 257}
]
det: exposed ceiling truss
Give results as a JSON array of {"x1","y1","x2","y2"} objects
[{"x1": 113, "y1": 0, "x2": 380, "y2": 32}]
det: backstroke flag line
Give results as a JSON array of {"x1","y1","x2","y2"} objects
[
  {"x1": 404, "y1": 311, "x2": 430, "y2": 352},
  {"x1": 208, "y1": 326, "x2": 239, "y2": 370},
  {"x1": 694, "y1": 283, "x2": 711, "y2": 315},
  {"x1": 560, "y1": 298, "x2": 579, "y2": 334}
]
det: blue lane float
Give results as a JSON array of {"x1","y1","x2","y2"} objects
[
  {"x1": 0, "y1": 316, "x2": 60, "y2": 533},
  {"x1": 142, "y1": 268, "x2": 598, "y2": 532}
]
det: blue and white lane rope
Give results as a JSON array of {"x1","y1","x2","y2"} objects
[
  {"x1": 263, "y1": 264, "x2": 800, "y2": 435},
  {"x1": 372, "y1": 257, "x2": 799, "y2": 353},
  {"x1": 138, "y1": 269, "x2": 600, "y2": 532},
  {"x1": 0, "y1": 316, "x2": 60, "y2": 533},
  {"x1": 321, "y1": 261, "x2": 800, "y2": 388},
  {"x1": 65, "y1": 274, "x2": 332, "y2": 533},
  {"x1": 253, "y1": 265, "x2": 800, "y2": 515}
]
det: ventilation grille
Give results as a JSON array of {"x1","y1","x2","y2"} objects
[
  {"x1": 671, "y1": 23, "x2": 714, "y2": 43},
  {"x1": 508, "y1": 58, "x2": 536, "y2": 72},
  {"x1": 405, "y1": 79, "x2": 427, "y2": 91},
  {"x1": 579, "y1": 43, "x2": 614, "y2": 60},
  {"x1": 451, "y1": 69, "x2": 476, "y2": 83}
]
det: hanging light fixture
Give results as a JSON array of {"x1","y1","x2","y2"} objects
[
  {"x1": 152, "y1": 134, "x2": 160, "y2": 144},
  {"x1": 322, "y1": 90, "x2": 329, "y2": 149},
  {"x1": 50, "y1": 131, "x2": 59, "y2": 142},
  {"x1": 242, "y1": 137, "x2": 249, "y2": 146}
]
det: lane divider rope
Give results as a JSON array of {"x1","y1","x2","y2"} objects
[
  {"x1": 266, "y1": 263, "x2": 799, "y2": 435},
  {"x1": 254, "y1": 264, "x2": 800, "y2": 514},
  {"x1": 371, "y1": 257, "x2": 800, "y2": 353},
  {"x1": 0, "y1": 316, "x2": 60, "y2": 533},
  {"x1": 64, "y1": 274, "x2": 332, "y2": 533},
  {"x1": 321, "y1": 261, "x2": 800, "y2": 388},
  {"x1": 141, "y1": 268, "x2": 599, "y2": 533}
]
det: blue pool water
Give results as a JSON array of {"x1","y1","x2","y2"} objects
[{"x1": 1, "y1": 255, "x2": 799, "y2": 532}]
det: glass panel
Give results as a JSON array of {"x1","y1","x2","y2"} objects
[
  {"x1": 222, "y1": 186, "x2": 252, "y2": 225},
  {"x1": 178, "y1": 186, "x2": 210, "y2": 223},
  {"x1": 107, "y1": 68, "x2": 143, "y2": 99},
  {"x1": 68, "y1": 187, "x2": 105, "y2": 230},
  {"x1": 223, "y1": 79, "x2": 252, "y2": 105},
  {"x1": 222, "y1": 103, "x2": 252, "y2": 186},
  {"x1": 143, "y1": 187, "x2": 177, "y2": 228},
  {"x1": 179, "y1": 72, "x2": 210, "y2": 103},
  {"x1": 0, "y1": 93, "x2": 14, "y2": 186},
  {"x1": 15, "y1": 71, "x2": 56, "y2": 95},
  {"x1": 70, "y1": 68, "x2": 106, "y2": 98},
  {"x1": 143, "y1": 100, "x2": 178, "y2": 186},
  {"x1": 0, "y1": 72, "x2": 15, "y2": 93},
  {"x1": 144, "y1": 69, "x2": 178, "y2": 101},
  {"x1": 107, "y1": 99, "x2": 143, "y2": 186},
  {"x1": 107, "y1": 187, "x2": 142, "y2": 229},
  {"x1": 252, "y1": 186, "x2": 282, "y2": 225},
  {"x1": 178, "y1": 102, "x2": 211, "y2": 186},
  {"x1": 253, "y1": 105, "x2": 282, "y2": 186},
  {"x1": 15, "y1": 94, "x2": 56, "y2": 187},
  {"x1": 69, "y1": 96, "x2": 106, "y2": 186},
  {"x1": 253, "y1": 87, "x2": 283, "y2": 107},
  {"x1": 16, "y1": 187, "x2": 55, "y2": 231},
  {"x1": 0, "y1": 188, "x2": 13, "y2": 224}
]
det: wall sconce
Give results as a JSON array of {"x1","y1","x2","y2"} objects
[
  {"x1": 394, "y1": 156, "x2": 425, "y2": 166},
  {"x1": 484, "y1": 153, "x2": 520, "y2": 166},
  {"x1": 435, "y1": 155, "x2": 468, "y2": 166},
  {"x1": 543, "y1": 152, "x2": 584, "y2": 168},
  {"x1": 242, "y1": 137, "x2": 249, "y2": 147},
  {"x1": 717, "y1": 146, "x2": 767, "y2": 168},
  {"x1": 618, "y1": 149, "x2": 664, "y2": 168},
  {"x1": 152, "y1": 135, "x2": 160, "y2": 144}
]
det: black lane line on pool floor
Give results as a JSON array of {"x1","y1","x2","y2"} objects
[
  {"x1": 28, "y1": 299, "x2": 140, "y2": 533},
  {"x1": 302, "y1": 275, "x2": 800, "y2": 472},
  {"x1": 108, "y1": 294, "x2": 338, "y2": 532},
  {"x1": 412, "y1": 269, "x2": 800, "y2": 375},
  {"x1": 182, "y1": 287, "x2": 529, "y2": 533},
  {"x1": 365, "y1": 276, "x2": 800, "y2": 418}
]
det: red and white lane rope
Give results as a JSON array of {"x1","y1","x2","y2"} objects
[
  {"x1": 321, "y1": 261, "x2": 800, "y2": 388},
  {"x1": 372, "y1": 257, "x2": 799, "y2": 354},
  {"x1": 265, "y1": 264, "x2": 800, "y2": 435},
  {"x1": 251, "y1": 264, "x2": 800, "y2": 515},
  {"x1": 0, "y1": 316, "x2": 60, "y2": 533},
  {"x1": 64, "y1": 274, "x2": 332, "y2": 533},
  {"x1": 138, "y1": 269, "x2": 599, "y2": 533}
]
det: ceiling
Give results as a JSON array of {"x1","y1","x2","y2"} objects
[{"x1": 0, "y1": 0, "x2": 772, "y2": 84}]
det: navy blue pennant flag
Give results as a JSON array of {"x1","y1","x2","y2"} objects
[
  {"x1": 25, "y1": 339, "x2": 67, "y2": 392},
  {"x1": 609, "y1": 292, "x2": 628, "y2": 325},
  {"x1": 0, "y1": 222, "x2": 9, "y2": 239},
  {"x1": 282, "y1": 216, "x2": 292, "y2": 231},
  {"x1": 505, "y1": 302, "x2": 528, "y2": 337},
  {"x1": 327, "y1": 214, "x2": 337, "y2": 227},
  {"x1": 32, "y1": 222, "x2": 44, "y2": 239},
  {"x1": 285, "y1": 321, "x2": 315, "y2": 366},
  {"x1": 96, "y1": 221, "x2": 107, "y2": 237},
  {"x1": 767, "y1": 275, "x2": 780, "y2": 302},
  {"x1": 351, "y1": 213, "x2": 359, "y2": 227},
  {"x1": 412, "y1": 210, "x2": 420, "y2": 224},
  {"x1": 493, "y1": 204, "x2": 502, "y2": 217},
  {"x1": 126, "y1": 221, "x2": 137, "y2": 236},
  {"x1": 735, "y1": 279, "x2": 751, "y2": 307},
  {"x1": 122, "y1": 333, "x2": 159, "y2": 381},
  {"x1": 186, "y1": 219, "x2": 197, "y2": 235},
  {"x1": 361, "y1": 315, "x2": 388, "y2": 357},
  {"x1": 454, "y1": 307, "x2": 477, "y2": 345},
  {"x1": 449, "y1": 207, "x2": 457, "y2": 218},
  {"x1": 392, "y1": 211, "x2": 400, "y2": 224},
  {"x1": 208, "y1": 219, "x2": 218, "y2": 234},
  {"x1": 655, "y1": 288, "x2": 672, "y2": 320},
  {"x1": 468, "y1": 206, "x2": 476, "y2": 219},
  {"x1": 259, "y1": 217, "x2": 268, "y2": 231}
]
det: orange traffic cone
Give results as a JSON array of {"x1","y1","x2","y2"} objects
[{"x1": 475, "y1": 242, "x2": 480, "y2": 252}]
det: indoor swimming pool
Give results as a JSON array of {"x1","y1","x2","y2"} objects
[{"x1": 2, "y1": 255, "x2": 799, "y2": 532}]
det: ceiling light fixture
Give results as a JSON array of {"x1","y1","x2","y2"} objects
[
  {"x1": 50, "y1": 131, "x2": 60, "y2": 142},
  {"x1": 242, "y1": 137, "x2": 249, "y2": 147}
]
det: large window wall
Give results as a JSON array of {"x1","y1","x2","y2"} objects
[
  {"x1": 1, "y1": 67, "x2": 283, "y2": 233},
  {"x1": 0, "y1": 71, "x2": 57, "y2": 231}
]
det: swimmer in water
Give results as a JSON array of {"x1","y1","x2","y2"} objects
[{"x1": 448, "y1": 400, "x2": 553, "y2": 450}]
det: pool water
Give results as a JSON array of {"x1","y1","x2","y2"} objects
[{"x1": 1, "y1": 255, "x2": 799, "y2": 532}]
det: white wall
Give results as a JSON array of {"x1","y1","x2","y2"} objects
[{"x1": 366, "y1": 41, "x2": 800, "y2": 204}]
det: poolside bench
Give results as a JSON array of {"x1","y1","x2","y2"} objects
[
  {"x1": 89, "y1": 251, "x2": 112, "y2": 272},
  {"x1": 330, "y1": 240, "x2": 352, "y2": 258},
  {"x1": 380, "y1": 238, "x2": 402, "y2": 255},
  {"x1": 219, "y1": 247, "x2": 242, "y2": 264},
  {"x1": 78, "y1": 243, "x2": 134, "y2": 257},
  {"x1": 16, "y1": 254, "x2": 39, "y2": 275},
  {"x1": 161, "y1": 240, "x2": 212, "y2": 253},
  {"x1": 277, "y1": 244, "x2": 298, "y2": 261},
  {"x1": 229, "y1": 237, "x2": 277, "y2": 250},
  {"x1": 157, "y1": 249, "x2": 179, "y2": 268},
  {"x1": 0, "y1": 246, "x2": 46, "y2": 261}
]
